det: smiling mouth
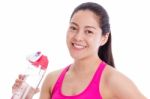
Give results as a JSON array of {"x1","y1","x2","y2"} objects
[{"x1": 72, "y1": 43, "x2": 87, "y2": 49}]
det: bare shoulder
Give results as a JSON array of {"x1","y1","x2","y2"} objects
[
  {"x1": 39, "y1": 68, "x2": 64, "y2": 99},
  {"x1": 105, "y1": 65, "x2": 146, "y2": 99},
  {"x1": 44, "y1": 68, "x2": 64, "y2": 92}
]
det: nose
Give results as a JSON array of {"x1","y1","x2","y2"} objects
[{"x1": 74, "y1": 31, "x2": 84, "y2": 41}]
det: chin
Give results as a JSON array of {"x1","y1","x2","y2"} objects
[{"x1": 70, "y1": 53, "x2": 84, "y2": 60}]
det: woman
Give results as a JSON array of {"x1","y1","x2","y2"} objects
[{"x1": 12, "y1": 2, "x2": 146, "y2": 99}]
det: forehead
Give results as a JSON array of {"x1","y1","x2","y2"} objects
[{"x1": 70, "y1": 10, "x2": 100, "y2": 27}]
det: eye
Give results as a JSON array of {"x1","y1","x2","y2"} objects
[
  {"x1": 70, "y1": 26, "x2": 77, "y2": 31},
  {"x1": 86, "y1": 30, "x2": 93, "y2": 34}
]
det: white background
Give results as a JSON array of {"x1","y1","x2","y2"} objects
[{"x1": 0, "y1": 0, "x2": 150, "y2": 98}]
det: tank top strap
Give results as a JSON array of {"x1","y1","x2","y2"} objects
[
  {"x1": 57, "y1": 66, "x2": 70, "y2": 84},
  {"x1": 51, "y1": 65, "x2": 70, "y2": 95},
  {"x1": 92, "y1": 61, "x2": 106, "y2": 83}
]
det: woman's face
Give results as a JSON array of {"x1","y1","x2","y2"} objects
[{"x1": 66, "y1": 10, "x2": 104, "y2": 60}]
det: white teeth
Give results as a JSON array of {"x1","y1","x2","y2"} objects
[{"x1": 73, "y1": 43, "x2": 85, "y2": 49}]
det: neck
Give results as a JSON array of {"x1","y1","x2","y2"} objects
[{"x1": 70, "y1": 55, "x2": 102, "y2": 74}]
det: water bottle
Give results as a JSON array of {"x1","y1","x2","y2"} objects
[{"x1": 11, "y1": 51, "x2": 49, "y2": 99}]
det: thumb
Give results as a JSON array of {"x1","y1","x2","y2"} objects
[{"x1": 35, "y1": 88, "x2": 40, "y2": 94}]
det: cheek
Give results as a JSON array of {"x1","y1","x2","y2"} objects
[
  {"x1": 90, "y1": 38, "x2": 101, "y2": 49},
  {"x1": 66, "y1": 30, "x2": 74, "y2": 40},
  {"x1": 96, "y1": 34, "x2": 102, "y2": 46},
  {"x1": 66, "y1": 32, "x2": 72, "y2": 45}
]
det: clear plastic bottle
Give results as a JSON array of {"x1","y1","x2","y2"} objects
[{"x1": 11, "y1": 51, "x2": 49, "y2": 99}]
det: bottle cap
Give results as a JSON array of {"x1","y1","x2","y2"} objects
[{"x1": 27, "y1": 51, "x2": 49, "y2": 69}]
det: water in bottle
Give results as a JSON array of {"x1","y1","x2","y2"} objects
[{"x1": 11, "y1": 51, "x2": 49, "y2": 99}]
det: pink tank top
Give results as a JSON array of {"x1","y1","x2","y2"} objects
[{"x1": 51, "y1": 61, "x2": 106, "y2": 99}]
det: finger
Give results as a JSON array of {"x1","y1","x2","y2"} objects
[
  {"x1": 19, "y1": 74, "x2": 25, "y2": 80},
  {"x1": 12, "y1": 82, "x2": 20, "y2": 89},
  {"x1": 35, "y1": 88, "x2": 40, "y2": 94},
  {"x1": 12, "y1": 84, "x2": 18, "y2": 93},
  {"x1": 15, "y1": 79, "x2": 23, "y2": 84},
  {"x1": 25, "y1": 87, "x2": 39, "y2": 99},
  {"x1": 12, "y1": 79, "x2": 23, "y2": 89}
]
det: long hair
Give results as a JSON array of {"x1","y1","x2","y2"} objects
[{"x1": 70, "y1": 2, "x2": 115, "y2": 67}]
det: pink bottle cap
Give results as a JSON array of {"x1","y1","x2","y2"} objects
[{"x1": 27, "y1": 51, "x2": 49, "y2": 69}]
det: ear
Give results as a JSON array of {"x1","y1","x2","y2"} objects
[{"x1": 100, "y1": 33, "x2": 109, "y2": 46}]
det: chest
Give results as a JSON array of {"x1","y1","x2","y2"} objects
[
  {"x1": 59, "y1": 70, "x2": 116, "y2": 99},
  {"x1": 61, "y1": 73, "x2": 95, "y2": 96}
]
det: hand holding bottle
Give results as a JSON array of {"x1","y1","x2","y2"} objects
[
  {"x1": 11, "y1": 51, "x2": 49, "y2": 99},
  {"x1": 12, "y1": 74, "x2": 39, "y2": 99}
]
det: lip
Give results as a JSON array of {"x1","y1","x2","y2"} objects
[{"x1": 71, "y1": 42, "x2": 87, "y2": 50}]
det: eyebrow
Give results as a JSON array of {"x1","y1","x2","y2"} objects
[
  {"x1": 70, "y1": 22, "x2": 96, "y2": 29},
  {"x1": 70, "y1": 22, "x2": 78, "y2": 26},
  {"x1": 85, "y1": 26, "x2": 96, "y2": 29}
]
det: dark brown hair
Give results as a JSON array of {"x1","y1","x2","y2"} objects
[{"x1": 70, "y1": 2, "x2": 115, "y2": 67}]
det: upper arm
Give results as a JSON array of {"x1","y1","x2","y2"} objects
[
  {"x1": 109, "y1": 70, "x2": 146, "y2": 99},
  {"x1": 39, "y1": 73, "x2": 51, "y2": 99}
]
